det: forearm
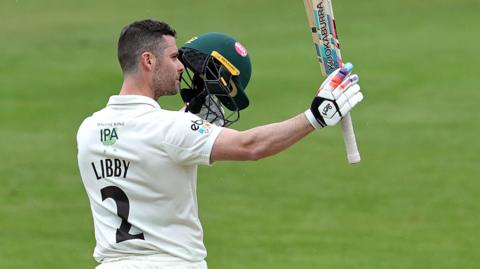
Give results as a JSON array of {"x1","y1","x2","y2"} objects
[
  {"x1": 240, "y1": 113, "x2": 315, "y2": 160},
  {"x1": 210, "y1": 64, "x2": 363, "y2": 163}
]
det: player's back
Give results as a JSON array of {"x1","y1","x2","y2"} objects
[{"x1": 77, "y1": 95, "x2": 222, "y2": 263}]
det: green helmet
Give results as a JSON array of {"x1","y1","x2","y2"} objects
[{"x1": 180, "y1": 32, "x2": 252, "y2": 113}]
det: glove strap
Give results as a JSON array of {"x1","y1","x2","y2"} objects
[{"x1": 304, "y1": 109, "x2": 324, "y2": 129}]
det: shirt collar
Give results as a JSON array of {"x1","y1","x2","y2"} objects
[{"x1": 107, "y1": 95, "x2": 161, "y2": 109}]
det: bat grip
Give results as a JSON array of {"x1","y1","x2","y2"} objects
[{"x1": 340, "y1": 112, "x2": 361, "y2": 164}]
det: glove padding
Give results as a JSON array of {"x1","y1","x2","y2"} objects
[{"x1": 305, "y1": 64, "x2": 364, "y2": 129}]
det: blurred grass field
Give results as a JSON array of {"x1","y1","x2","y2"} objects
[{"x1": 1, "y1": 0, "x2": 479, "y2": 268}]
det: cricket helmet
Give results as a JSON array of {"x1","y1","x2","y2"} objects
[{"x1": 179, "y1": 32, "x2": 252, "y2": 126}]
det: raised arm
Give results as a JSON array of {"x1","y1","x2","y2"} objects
[
  {"x1": 211, "y1": 64, "x2": 364, "y2": 162},
  {"x1": 211, "y1": 114, "x2": 314, "y2": 161}
]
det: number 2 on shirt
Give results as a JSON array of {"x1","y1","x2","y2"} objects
[{"x1": 101, "y1": 186, "x2": 145, "y2": 243}]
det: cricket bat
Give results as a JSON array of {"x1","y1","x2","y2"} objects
[{"x1": 303, "y1": 0, "x2": 361, "y2": 164}]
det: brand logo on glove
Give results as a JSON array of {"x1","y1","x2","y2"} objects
[
  {"x1": 319, "y1": 101, "x2": 336, "y2": 118},
  {"x1": 322, "y1": 103, "x2": 332, "y2": 116}
]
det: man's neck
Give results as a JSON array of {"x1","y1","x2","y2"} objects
[{"x1": 119, "y1": 74, "x2": 154, "y2": 99}]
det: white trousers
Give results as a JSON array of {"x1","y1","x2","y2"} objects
[{"x1": 96, "y1": 256, "x2": 207, "y2": 269}]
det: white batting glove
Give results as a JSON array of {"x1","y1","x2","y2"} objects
[{"x1": 304, "y1": 63, "x2": 364, "y2": 129}]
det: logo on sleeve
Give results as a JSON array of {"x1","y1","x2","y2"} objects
[{"x1": 190, "y1": 119, "x2": 213, "y2": 134}]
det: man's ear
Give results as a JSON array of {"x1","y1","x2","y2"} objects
[{"x1": 140, "y1": 52, "x2": 155, "y2": 71}]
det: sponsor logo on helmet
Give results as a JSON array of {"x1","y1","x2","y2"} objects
[
  {"x1": 211, "y1": 51, "x2": 240, "y2": 76},
  {"x1": 235, "y1": 42, "x2": 248, "y2": 57}
]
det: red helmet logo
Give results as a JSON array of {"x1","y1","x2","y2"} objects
[{"x1": 235, "y1": 42, "x2": 248, "y2": 57}]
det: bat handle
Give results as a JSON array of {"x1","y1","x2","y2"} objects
[{"x1": 340, "y1": 112, "x2": 361, "y2": 164}]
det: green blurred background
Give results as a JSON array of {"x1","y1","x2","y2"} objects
[{"x1": 1, "y1": 0, "x2": 479, "y2": 268}]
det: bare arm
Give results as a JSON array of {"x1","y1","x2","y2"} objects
[
  {"x1": 211, "y1": 113, "x2": 315, "y2": 162},
  {"x1": 209, "y1": 64, "x2": 363, "y2": 162}
]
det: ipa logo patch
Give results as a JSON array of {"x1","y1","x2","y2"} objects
[{"x1": 100, "y1": 128, "x2": 119, "y2": 145}]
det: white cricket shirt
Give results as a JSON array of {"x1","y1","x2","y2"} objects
[{"x1": 77, "y1": 95, "x2": 223, "y2": 263}]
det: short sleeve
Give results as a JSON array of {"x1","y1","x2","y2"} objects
[{"x1": 160, "y1": 111, "x2": 223, "y2": 166}]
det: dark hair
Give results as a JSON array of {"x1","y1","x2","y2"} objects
[{"x1": 117, "y1": 19, "x2": 176, "y2": 73}]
